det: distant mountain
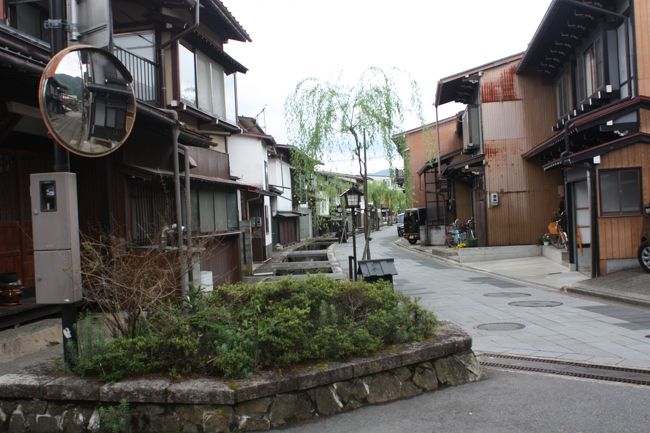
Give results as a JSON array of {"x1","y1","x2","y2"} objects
[{"x1": 369, "y1": 168, "x2": 391, "y2": 177}]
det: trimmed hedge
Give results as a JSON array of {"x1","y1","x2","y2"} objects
[{"x1": 75, "y1": 275, "x2": 437, "y2": 381}]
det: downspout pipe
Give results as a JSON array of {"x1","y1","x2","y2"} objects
[
  {"x1": 159, "y1": 0, "x2": 200, "y2": 101},
  {"x1": 435, "y1": 104, "x2": 445, "y2": 230},
  {"x1": 178, "y1": 144, "x2": 192, "y2": 253},
  {"x1": 587, "y1": 162, "x2": 600, "y2": 277},
  {"x1": 159, "y1": 108, "x2": 187, "y2": 294}
]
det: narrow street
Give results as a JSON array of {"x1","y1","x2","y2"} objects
[
  {"x1": 334, "y1": 226, "x2": 650, "y2": 369},
  {"x1": 277, "y1": 226, "x2": 650, "y2": 433}
]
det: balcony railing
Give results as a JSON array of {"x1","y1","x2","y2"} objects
[{"x1": 112, "y1": 46, "x2": 160, "y2": 106}]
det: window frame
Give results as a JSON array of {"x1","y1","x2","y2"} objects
[
  {"x1": 177, "y1": 42, "x2": 228, "y2": 118},
  {"x1": 598, "y1": 167, "x2": 643, "y2": 217}
]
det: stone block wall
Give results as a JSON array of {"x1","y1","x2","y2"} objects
[{"x1": 0, "y1": 323, "x2": 482, "y2": 433}]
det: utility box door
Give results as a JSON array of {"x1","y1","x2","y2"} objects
[
  {"x1": 30, "y1": 172, "x2": 79, "y2": 251},
  {"x1": 34, "y1": 250, "x2": 82, "y2": 304}
]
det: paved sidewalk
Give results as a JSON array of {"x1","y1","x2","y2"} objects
[{"x1": 398, "y1": 237, "x2": 650, "y2": 307}]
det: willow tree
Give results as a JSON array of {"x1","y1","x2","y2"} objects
[{"x1": 285, "y1": 67, "x2": 419, "y2": 259}]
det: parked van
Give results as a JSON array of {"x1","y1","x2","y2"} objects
[
  {"x1": 403, "y1": 208, "x2": 426, "y2": 245},
  {"x1": 639, "y1": 203, "x2": 650, "y2": 273}
]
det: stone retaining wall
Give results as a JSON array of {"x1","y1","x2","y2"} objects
[{"x1": 0, "y1": 323, "x2": 482, "y2": 433}]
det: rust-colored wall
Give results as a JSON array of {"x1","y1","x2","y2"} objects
[
  {"x1": 481, "y1": 60, "x2": 562, "y2": 245},
  {"x1": 404, "y1": 118, "x2": 461, "y2": 208},
  {"x1": 597, "y1": 142, "x2": 650, "y2": 274}
]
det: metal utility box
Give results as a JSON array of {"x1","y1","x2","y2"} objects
[
  {"x1": 30, "y1": 172, "x2": 82, "y2": 304},
  {"x1": 357, "y1": 258, "x2": 398, "y2": 286}
]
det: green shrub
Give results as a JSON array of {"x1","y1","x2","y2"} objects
[{"x1": 75, "y1": 275, "x2": 437, "y2": 381}]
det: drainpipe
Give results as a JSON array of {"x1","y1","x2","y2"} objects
[
  {"x1": 159, "y1": 0, "x2": 200, "y2": 102},
  {"x1": 435, "y1": 104, "x2": 445, "y2": 231},
  {"x1": 159, "y1": 108, "x2": 187, "y2": 294},
  {"x1": 68, "y1": 0, "x2": 80, "y2": 41},
  {"x1": 178, "y1": 144, "x2": 192, "y2": 281},
  {"x1": 586, "y1": 163, "x2": 600, "y2": 277}
]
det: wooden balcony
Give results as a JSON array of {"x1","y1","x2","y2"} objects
[{"x1": 186, "y1": 146, "x2": 231, "y2": 180}]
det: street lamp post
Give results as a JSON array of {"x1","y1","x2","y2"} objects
[{"x1": 342, "y1": 186, "x2": 363, "y2": 281}]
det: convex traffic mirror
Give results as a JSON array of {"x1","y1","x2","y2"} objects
[{"x1": 38, "y1": 45, "x2": 136, "y2": 157}]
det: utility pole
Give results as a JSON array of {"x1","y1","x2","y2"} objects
[{"x1": 362, "y1": 129, "x2": 371, "y2": 260}]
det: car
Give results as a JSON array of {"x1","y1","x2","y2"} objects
[
  {"x1": 396, "y1": 213, "x2": 404, "y2": 237},
  {"x1": 638, "y1": 203, "x2": 650, "y2": 273},
  {"x1": 403, "y1": 207, "x2": 426, "y2": 245}
]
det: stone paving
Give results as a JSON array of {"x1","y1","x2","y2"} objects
[{"x1": 333, "y1": 226, "x2": 650, "y2": 369}]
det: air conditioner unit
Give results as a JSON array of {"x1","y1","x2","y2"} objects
[{"x1": 462, "y1": 107, "x2": 480, "y2": 153}]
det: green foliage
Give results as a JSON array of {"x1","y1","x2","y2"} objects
[
  {"x1": 75, "y1": 276, "x2": 437, "y2": 382},
  {"x1": 98, "y1": 399, "x2": 129, "y2": 433},
  {"x1": 285, "y1": 67, "x2": 420, "y2": 189}
]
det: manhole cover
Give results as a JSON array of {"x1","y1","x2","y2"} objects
[
  {"x1": 484, "y1": 292, "x2": 531, "y2": 298},
  {"x1": 476, "y1": 322, "x2": 526, "y2": 331},
  {"x1": 509, "y1": 300, "x2": 563, "y2": 307}
]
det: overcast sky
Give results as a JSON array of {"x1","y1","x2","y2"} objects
[{"x1": 226, "y1": 0, "x2": 553, "y2": 173}]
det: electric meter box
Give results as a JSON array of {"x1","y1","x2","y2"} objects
[{"x1": 30, "y1": 172, "x2": 82, "y2": 304}]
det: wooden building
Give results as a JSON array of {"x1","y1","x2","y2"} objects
[
  {"x1": 0, "y1": 0, "x2": 257, "y2": 315},
  {"x1": 520, "y1": 0, "x2": 648, "y2": 276},
  {"x1": 434, "y1": 54, "x2": 561, "y2": 247}
]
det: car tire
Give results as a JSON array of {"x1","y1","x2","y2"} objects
[{"x1": 639, "y1": 240, "x2": 650, "y2": 273}]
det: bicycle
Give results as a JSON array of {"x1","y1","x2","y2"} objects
[
  {"x1": 547, "y1": 211, "x2": 568, "y2": 249},
  {"x1": 446, "y1": 218, "x2": 473, "y2": 247}
]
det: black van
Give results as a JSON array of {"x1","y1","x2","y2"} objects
[{"x1": 403, "y1": 208, "x2": 426, "y2": 244}]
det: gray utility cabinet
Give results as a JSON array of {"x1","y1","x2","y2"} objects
[{"x1": 30, "y1": 172, "x2": 82, "y2": 304}]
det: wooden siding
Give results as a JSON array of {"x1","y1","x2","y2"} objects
[
  {"x1": 597, "y1": 142, "x2": 650, "y2": 273},
  {"x1": 480, "y1": 61, "x2": 562, "y2": 245},
  {"x1": 0, "y1": 149, "x2": 51, "y2": 288},
  {"x1": 641, "y1": 108, "x2": 650, "y2": 133},
  {"x1": 454, "y1": 180, "x2": 473, "y2": 223},
  {"x1": 635, "y1": 0, "x2": 650, "y2": 96},
  {"x1": 404, "y1": 118, "x2": 462, "y2": 208},
  {"x1": 200, "y1": 235, "x2": 242, "y2": 286}
]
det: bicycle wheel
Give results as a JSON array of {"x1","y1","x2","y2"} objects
[{"x1": 445, "y1": 234, "x2": 455, "y2": 248}]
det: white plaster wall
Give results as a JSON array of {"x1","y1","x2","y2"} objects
[{"x1": 229, "y1": 135, "x2": 267, "y2": 188}]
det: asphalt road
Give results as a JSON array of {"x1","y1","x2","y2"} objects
[
  {"x1": 279, "y1": 228, "x2": 650, "y2": 432},
  {"x1": 283, "y1": 367, "x2": 650, "y2": 433},
  {"x1": 334, "y1": 226, "x2": 650, "y2": 369}
]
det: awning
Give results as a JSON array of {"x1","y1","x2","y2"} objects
[
  {"x1": 542, "y1": 132, "x2": 650, "y2": 170},
  {"x1": 524, "y1": 96, "x2": 650, "y2": 161},
  {"x1": 275, "y1": 211, "x2": 306, "y2": 218},
  {"x1": 122, "y1": 164, "x2": 255, "y2": 189},
  {"x1": 435, "y1": 53, "x2": 523, "y2": 106},
  {"x1": 417, "y1": 149, "x2": 462, "y2": 175}
]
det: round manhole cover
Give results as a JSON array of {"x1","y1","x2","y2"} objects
[
  {"x1": 508, "y1": 300, "x2": 563, "y2": 307},
  {"x1": 484, "y1": 292, "x2": 531, "y2": 298},
  {"x1": 476, "y1": 322, "x2": 526, "y2": 331}
]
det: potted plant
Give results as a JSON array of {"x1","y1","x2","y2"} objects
[{"x1": 541, "y1": 234, "x2": 551, "y2": 246}]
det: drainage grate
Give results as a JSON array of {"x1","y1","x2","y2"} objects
[
  {"x1": 476, "y1": 322, "x2": 526, "y2": 331},
  {"x1": 508, "y1": 300, "x2": 563, "y2": 307},
  {"x1": 484, "y1": 292, "x2": 531, "y2": 298},
  {"x1": 478, "y1": 352, "x2": 650, "y2": 386}
]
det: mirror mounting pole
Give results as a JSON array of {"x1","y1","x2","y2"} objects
[{"x1": 48, "y1": 0, "x2": 77, "y2": 371}]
